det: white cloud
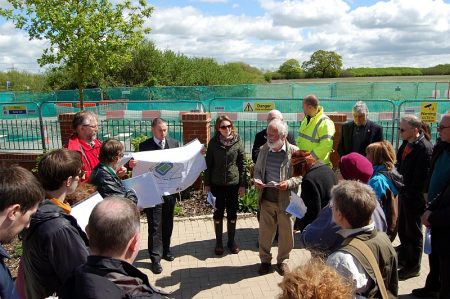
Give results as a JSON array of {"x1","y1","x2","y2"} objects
[
  {"x1": 1, "y1": 0, "x2": 450, "y2": 72},
  {"x1": 191, "y1": 0, "x2": 228, "y2": 3}
]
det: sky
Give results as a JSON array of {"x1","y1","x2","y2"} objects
[{"x1": 1, "y1": 0, "x2": 450, "y2": 73}]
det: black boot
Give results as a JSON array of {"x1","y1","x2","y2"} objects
[
  {"x1": 227, "y1": 221, "x2": 240, "y2": 254},
  {"x1": 214, "y1": 220, "x2": 224, "y2": 255}
]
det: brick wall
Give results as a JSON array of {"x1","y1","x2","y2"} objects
[
  {"x1": 181, "y1": 112, "x2": 211, "y2": 145},
  {"x1": 58, "y1": 113, "x2": 76, "y2": 147},
  {"x1": 328, "y1": 113, "x2": 348, "y2": 169},
  {"x1": 0, "y1": 153, "x2": 41, "y2": 171}
]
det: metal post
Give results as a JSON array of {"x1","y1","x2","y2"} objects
[{"x1": 37, "y1": 102, "x2": 47, "y2": 152}]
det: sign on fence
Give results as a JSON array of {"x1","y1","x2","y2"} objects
[
  {"x1": 420, "y1": 102, "x2": 437, "y2": 123},
  {"x1": 2, "y1": 105, "x2": 27, "y2": 115},
  {"x1": 243, "y1": 102, "x2": 275, "y2": 112}
]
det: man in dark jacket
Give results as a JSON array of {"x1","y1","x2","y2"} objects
[
  {"x1": 396, "y1": 115, "x2": 433, "y2": 280},
  {"x1": 139, "y1": 118, "x2": 180, "y2": 274},
  {"x1": 413, "y1": 113, "x2": 450, "y2": 298},
  {"x1": 60, "y1": 197, "x2": 167, "y2": 299},
  {"x1": 252, "y1": 110, "x2": 295, "y2": 163},
  {"x1": 21, "y1": 149, "x2": 90, "y2": 299},
  {"x1": 291, "y1": 151, "x2": 337, "y2": 232},
  {"x1": 0, "y1": 166, "x2": 44, "y2": 299},
  {"x1": 338, "y1": 101, "x2": 383, "y2": 157}
]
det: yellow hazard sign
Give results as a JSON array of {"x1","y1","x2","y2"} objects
[
  {"x1": 420, "y1": 102, "x2": 437, "y2": 123},
  {"x1": 243, "y1": 102, "x2": 275, "y2": 112}
]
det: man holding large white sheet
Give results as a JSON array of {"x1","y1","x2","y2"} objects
[{"x1": 137, "y1": 118, "x2": 180, "y2": 274}]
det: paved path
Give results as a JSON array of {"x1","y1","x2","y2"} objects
[{"x1": 135, "y1": 216, "x2": 429, "y2": 299}]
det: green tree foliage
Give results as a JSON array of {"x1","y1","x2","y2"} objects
[
  {"x1": 0, "y1": 70, "x2": 47, "y2": 91},
  {"x1": 0, "y1": 0, "x2": 153, "y2": 108},
  {"x1": 302, "y1": 50, "x2": 343, "y2": 78},
  {"x1": 421, "y1": 64, "x2": 450, "y2": 75},
  {"x1": 346, "y1": 67, "x2": 422, "y2": 77},
  {"x1": 278, "y1": 58, "x2": 303, "y2": 79}
]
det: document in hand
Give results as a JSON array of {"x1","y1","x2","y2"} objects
[
  {"x1": 123, "y1": 172, "x2": 163, "y2": 209},
  {"x1": 71, "y1": 192, "x2": 104, "y2": 232},
  {"x1": 286, "y1": 191, "x2": 308, "y2": 219},
  {"x1": 207, "y1": 192, "x2": 216, "y2": 209},
  {"x1": 118, "y1": 152, "x2": 133, "y2": 168},
  {"x1": 132, "y1": 139, "x2": 207, "y2": 196}
]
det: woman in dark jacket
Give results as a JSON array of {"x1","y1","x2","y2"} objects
[
  {"x1": 396, "y1": 115, "x2": 433, "y2": 280},
  {"x1": 204, "y1": 115, "x2": 245, "y2": 255},
  {"x1": 90, "y1": 138, "x2": 138, "y2": 204}
]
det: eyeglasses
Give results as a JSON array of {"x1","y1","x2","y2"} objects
[
  {"x1": 437, "y1": 125, "x2": 450, "y2": 131},
  {"x1": 118, "y1": 152, "x2": 124, "y2": 158},
  {"x1": 220, "y1": 125, "x2": 232, "y2": 129},
  {"x1": 398, "y1": 128, "x2": 407, "y2": 132},
  {"x1": 83, "y1": 124, "x2": 98, "y2": 129},
  {"x1": 78, "y1": 170, "x2": 86, "y2": 178}
]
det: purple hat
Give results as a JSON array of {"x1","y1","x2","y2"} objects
[{"x1": 340, "y1": 152, "x2": 373, "y2": 184}]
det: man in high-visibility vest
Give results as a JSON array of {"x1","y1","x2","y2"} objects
[{"x1": 297, "y1": 94, "x2": 335, "y2": 167}]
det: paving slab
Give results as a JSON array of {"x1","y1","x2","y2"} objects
[{"x1": 135, "y1": 216, "x2": 429, "y2": 298}]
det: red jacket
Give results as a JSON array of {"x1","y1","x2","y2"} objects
[{"x1": 67, "y1": 135, "x2": 102, "y2": 182}]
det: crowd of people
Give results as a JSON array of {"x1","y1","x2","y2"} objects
[{"x1": 0, "y1": 94, "x2": 449, "y2": 299}]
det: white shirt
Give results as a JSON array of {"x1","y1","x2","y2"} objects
[
  {"x1": 327, "y1": 223, "x2": 376, "y2": 299},
  {"x1": 153, "y1": 137, "x2": 165, "y2": 149}
]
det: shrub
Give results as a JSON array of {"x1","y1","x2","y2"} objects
[{"x1": 238, "y1": 187, "x2": 257, "y2": 213}]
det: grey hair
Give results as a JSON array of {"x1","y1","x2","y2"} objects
[
  {"x1": 267, "y1": 110, "x2": 283, "y2": 122},
  {"x1": 268, "y1": 118, "x2": 288, "y2": 137},
  {"x1": 352, "y1": 101, "x2": 369, "y2": 115},
  {"x1": 401, "y1": 114, "x2": 422, "y2": 129},
  {"x1": 72, "y1": 110, "x2": 98, "y2": 130}
]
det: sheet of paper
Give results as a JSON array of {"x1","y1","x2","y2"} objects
[
  {"x1": 118, "y1": 152, "x2": 133, "y2": 168},
  {"x1": 123, "y1": 172, "x2": 163, "y2": 209},
  {"x1": 286, "y1": 191, "x2": 308, "y2": 219},
  {"x1": 132, "y1": 139, "x2": 207, "y2": 196},
  {"x1": 71, "y1": 192, "x2": 104, "y2": 232},
  {"x1": 207, "y1": 192, "x2": 216, "y2": 209},
  {"x1": 253, "y1": 179, "x2": 279, "y2": 188}
]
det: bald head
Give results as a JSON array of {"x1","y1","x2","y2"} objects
[
  {"x1": 87, "y1": 197, "x2": 140, "y2": 257},
  {"x1": 267, "y1": 110, "x2": 283, "y2": 123}
]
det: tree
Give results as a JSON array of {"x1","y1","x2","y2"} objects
[
  {"x1": 278, "y1": 58, "x2": 303, "y2": 79},
  {"x1": 0, "y1": 0, "x2": 153, "y2": 108},
  {"x1": 302, "y1": 50, "x2": 343, "y2": 78}
]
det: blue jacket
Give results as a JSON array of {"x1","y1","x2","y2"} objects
[
  {"x1": 0, "y1": 245, "x2": 19, "y2": 299},
  {"x1": 369, "y1": 164, "x2": 403, "y2": 201}
]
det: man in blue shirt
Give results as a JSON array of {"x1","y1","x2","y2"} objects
[{"x1": 0, "y1": 166, "x2": 44, "y2": 299}]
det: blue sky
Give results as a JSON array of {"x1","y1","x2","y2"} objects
[{"x1": 1, "y1": 0, "x2": 450, "y2": 72}]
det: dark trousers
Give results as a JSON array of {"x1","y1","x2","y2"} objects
[
  {"x1": 424, "y1": 251, "x2": 440, "y2": 291},
  {"x1": 397, "y1": 193, "x2": 425, "y2": 271},
  {"x1": 211, "y1": 184, "x2": 239, "y2": 221},
  {"x1": 439, "y1": 254, "x2": 450, "y2": 299},
  {"x1": 144, "y1": 195, "x2": 177, "y2": 263}
]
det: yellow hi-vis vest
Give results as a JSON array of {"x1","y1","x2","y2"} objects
[{"x1": 297, "y1": 106, "x2": 335, "y2": 167}]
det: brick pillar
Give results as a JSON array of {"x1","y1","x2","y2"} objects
[
  {"x1": 328, "y1": 113, "x2": 347, "y2": 170},
  {"x1": 0, "y1": 153, "x2": 41, "y2": 171},
  {"x1": 182, "y1": 112, "x2": 211, "y2": 190},
  {"x1": 181, "y1": 112, "x2": 211, "y2": 145},
  {"x1": 58, "y1": 113, "x2": 76, "y2": 147}
]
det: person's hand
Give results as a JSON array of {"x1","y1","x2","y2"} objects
[
  {"x1": 128, "y1": 159, "x2": 137, "y2": 169},
  {"x1": 200, "y1": 145, "x2": 206, "y2": 155},
  {"x1": 277, "y1": 181, "x2": 289, "y2": 191},
  {"x1": 421, "y1": 210, "x2": 432, "y2": 227},
  {"x1": 254, "y1": 179, "x2": 265, "y2": 190},
  {"x1": 116, "y1": 166, "x2": 128, "y2": 178},
  {"x1": 238, "y1": 187, "x2": 245, "y2": 197},
  {"x1": 204, "y1": 186, "x2": 210, "y2": 193}
]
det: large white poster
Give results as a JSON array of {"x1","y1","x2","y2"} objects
[{"x1": 132, "y1": 139, "x2": 207, "y2": 196}]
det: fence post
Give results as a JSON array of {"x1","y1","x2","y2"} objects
[
  {"x1": 328, "y1": 113, "x2": 347, "y2": 169},
  {"x1": 37, "y1": 103, "x2": 47, "y2": 152},
  {"x1": 58, "y1": 113, "x2": 76, "y2": 147},
  {"x1": 182, "y1": 112, "x2": 211, "y2": 190}
]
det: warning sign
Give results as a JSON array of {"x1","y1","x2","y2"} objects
[
  {"x1": 243, "y1": 102, "x2": 275, "y2": 112},
  {"x1": 2, "y1": 105, "x2": 27, "y2": 115},
  {"x1": 420, "y1": 102, "x2": 437, "y2": 123}
]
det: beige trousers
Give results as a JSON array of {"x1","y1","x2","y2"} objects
[{"x1": 259, "y1": 200, "x2": 294, "y2": 264}]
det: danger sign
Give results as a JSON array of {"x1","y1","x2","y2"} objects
[
  {"x1": 243, "y1": 102, "x2": 275, "y2": 112},
  {"x1": 420, "y1": 102, "x2": 437, "y2": 123}
]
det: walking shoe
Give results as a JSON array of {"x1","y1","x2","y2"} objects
[
  {"x1": 276, "y1": 263, "x2": 290, "y2": 276},
  {"x1": 398, "y1": 268, "x2": 420, "y2": 280},
  {"x1": 258, "y1": 262, "x2": 272, "y2": 275},
  {"x1": 162, "y1": 252, "x2": 175, "y2": 261},
  {"x1": 411, "y1": 287, "x2": 439, "y2": 298},
  {"x1": 227, "y1": 242, "x2": 240, "y2": 254},
  {"x1": 214, "y1": 245, "x2": 224, "y2": 256},
  {"x1": 151, "y1": 261, "x2": 163, "y2": 274}
]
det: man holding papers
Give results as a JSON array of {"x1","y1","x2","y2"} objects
[
  {"x1": 254, "y1": 119, "x2": 301, "y2": 276},
  {"x1": 138, "y1": 118, "x2": 180, "y2": 274}
]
